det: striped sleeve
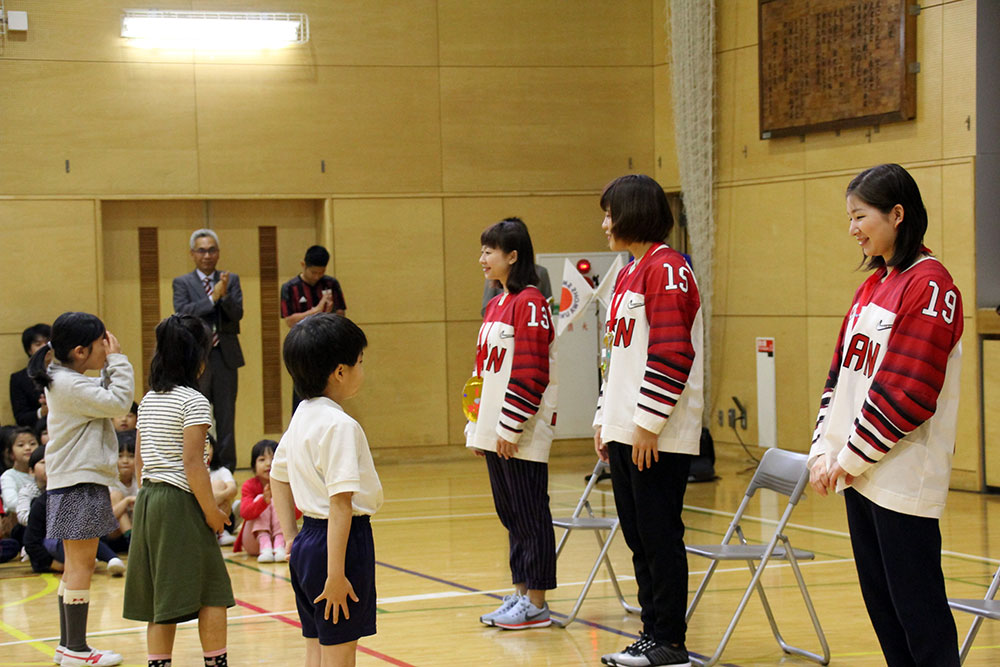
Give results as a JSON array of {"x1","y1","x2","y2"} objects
[
  {"x1": 632, "y1": 260, "x2": 700, "y2": 434},
  {"x1": 497, "y1": 294, "x2": 553, "y2": 443},
  {"x1": 810, "y1": 313, "x2": 848, "y2": 455},
  {"x1": 280, "y1": 281, "x2": 296, "y2": 318},
  {"x1": 838, "y1": 279, "x2": 964, "y2": 476}
]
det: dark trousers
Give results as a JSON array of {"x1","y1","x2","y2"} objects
[
  {"x1": 607, "y1": 441, "x2": 691, "y2": 644},
  {"x1": 484, "y1": 452, "x2": 557, "y2": 590},
  {"x1": 200, "y1": 346, "x2": 238, "y2": 471},
  {"x1": 844, "y1": 488, "x2": 959, "y2": 667}
]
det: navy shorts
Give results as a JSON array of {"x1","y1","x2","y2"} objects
[{"x1": 289, "y1": 515, "x2": 376, "y2": 645}]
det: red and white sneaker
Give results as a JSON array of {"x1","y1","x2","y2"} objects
[
  {"x1": 53, "y1": 645, "x2": 65, "y2": 664},
  {"x1": 60, "y1": 648, "x2": 123, "y2": 666}
]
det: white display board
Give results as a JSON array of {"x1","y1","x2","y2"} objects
[{"x1": 537, "y1": 251, "x2": 628, "y2": 439}]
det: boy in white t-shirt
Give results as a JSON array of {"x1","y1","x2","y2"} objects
[{"x1": 271, "y1": 313, "x2": 383, "y2": 667}]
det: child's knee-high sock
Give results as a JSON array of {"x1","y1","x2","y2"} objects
[
  {"x1": 63, "y1": 589, "x2": 90, "y2": 653},
  {"x1": 148, "y1": 654, "x2": 172, "y2": 667},
  {"x1": 57, "y1": 581, "x2": 67, "y2": 648},
  {"x1": 272, "y1": 533, "x2": 285, "y2": 550},
  {"x1": 204, "y1": 648, "x2": 228, "y2": 666},
  {"x1": 256, "y1": 532, "x2": 272, "y2": 552}
]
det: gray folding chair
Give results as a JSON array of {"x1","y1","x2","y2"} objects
[
  {"x1": 949, "y1": 560, "x2": 1000, "y2": 664},
  {"x1": 684, "y1": 448, "x2": 830, "y2": 666},
  {"x1": 550, "y1": 459, "x2": 640, "y2": 627}
]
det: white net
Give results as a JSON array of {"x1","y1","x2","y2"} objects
[{"x1": 669, "y1": 0, "x2": 716, "y2": 425}]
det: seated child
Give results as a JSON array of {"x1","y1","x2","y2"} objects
[
  {"x1": 235, "y1": 439, "x2": 297, "y2": 562},
  {"x1": 23, "y1": 446, "x2": 124, "y2": 575},
  {"x1": 35, "y1": 416, "x2": 48, "y2": 446},
  {"x1": 105, "y1": 431, "x2": 138, "y2": 552},
  {"x1": 111, "y1": 401, "x2": 138, "y2": 433},
  {"x1": 1, "y1": 426, "x2": 39, "y2": 544},
  {"x1": 206, "y1": 435, "x2": 238, "y2": 546},
  {"x1": 271, "y1": 313, "x2": 383, "y2": 667}
]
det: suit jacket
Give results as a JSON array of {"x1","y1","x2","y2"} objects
[
  {"x1": 172, "y1": 270, "x2": 245, "y2": 370},
  {"x1": 9, "y1": 367, "x2": 41, "y2": 427}
]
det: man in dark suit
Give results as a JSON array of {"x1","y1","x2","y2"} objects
[
  {"x1": 9, "y1": 324, "x2": 50, "y2": 428},
  {"x1": 173, "y1": 229, "x2": 244, "y2": 471}
]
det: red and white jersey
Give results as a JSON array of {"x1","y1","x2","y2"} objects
[
  {"x1": 594, "y1": 244, "x2": 703, "y2": 454},
  {"x1": 466, "y1": 286, "x2": 558, "y2": 463},
  {"x1": 809, "y1": 255, "x2": 963, "y2": 518}
]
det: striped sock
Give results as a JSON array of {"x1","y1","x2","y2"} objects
[{"x1": 148, "y1": 655, "x2": 171, "y2": 667}]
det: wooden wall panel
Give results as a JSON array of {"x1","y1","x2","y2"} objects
[
  {"x1": 803, "y1": 175, "x2": 861, "y2": 318},
  {"x1": 440, "y1": 67, "x2": 654, "y2": 192},
  {"x1": 715, "y1": 49, "x2": 738, "y2": 184},
  {"x1": 348, "y1": 322, "x2": 449, "y2": 448},
  {"x1": 942, "y1": 0, "x2": 977, "y2": 159},
  {"x1": 707, "y1": 316, "x2": 811, "y2": 452},
  {"x1": 258, "y1": 227, "x2": 281, "y2": 433},
  {"x1": 137, "y1": 228, "x2": 161, "y2": 393},
  {"x1": 446, "y1": 320, "x2": 483, "y2": 445},
  {"x1": 332, "y1": 199, "x2": 445, "y2": 324},
  {"x1": 953, "y1": 323, "x2": 980, "y2": 482},
  {"x1": 717, "y1": 0, "x2": 757, "y2": 53},
  {"x1": 941, "y1": 162, "x2": 977, "y2": 302},
  {"x1": 194, "y1": 65, "x2": 442, "y2": 195},
  {"x1": 985, "y1": 341, "x2": 1000, "y2": 488},
  {"x1": 653, "y1": 64, "x2": 681, "y2": 191},
  {"x1": 724, "y1": 181, "x2": 807, "y2": 316},
  {"x1": 442, "y1": 196, "x2": 608, "y2": 322},
  {"x1": 438, "y1": 0, "x2": 652, "y2": 66},
  {"x1": 0, "y1": 62, "x2": 198, "y2": 195}
]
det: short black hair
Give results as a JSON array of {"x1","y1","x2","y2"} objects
[
  {"x1": 304, "y1": 245, "x2": 330, "y2": 268},
  {"x1": 34, "y1": 416, "x2": 47, "y2": 444},
  {"x1": 251, "y1": 439, "x2": 278, "y2": 466},
  {"x1": 21, "y1": 324, "x2": 51, "y2": 356},
  {"x1": 480, "y1": 217, "x2": 539, "y2": 294},
  {"x1": 29, "y1": 444, "x2": 45, "y2": 470},
  {"x1": 846, "y1": 163, "x2": 928, "y2": 272},
  {"x1": 128, "y1": 401, "x2": 138, "y2": 416},
  {"x1": 116, "y1": 429, "x2": 136, "y2": 454},
  {"x1": 283, "y1": 314, "x2": 367, "y2": 399},
  {"x1": 600, "y1": 174, "x2": 674, "y2": 245},
  {"x1": 149, "y1": 315, "x2": 212, "y2": 392}
]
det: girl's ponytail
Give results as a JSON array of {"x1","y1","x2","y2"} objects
[
  {"x1": 27, "y1": 344, "x2": 53, "y2": 389},
  {"x1": 28, "y1": 312, "x2": 107, "y2": 390}
]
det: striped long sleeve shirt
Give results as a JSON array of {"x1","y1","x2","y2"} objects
[
  {"x1": 809, "y1": 255, "x2": 963, "y2": 518},
  {"x1": 594, "y1": 244, "x2": 703, "y2": 455},
  {"x1": 466, "y1": 286, "x2": 558, "y2": 464}
]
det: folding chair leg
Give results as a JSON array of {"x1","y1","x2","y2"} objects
[
  {"x1": 685, "y1": 560, "x2": 720, "y2": 623},
  {"x1": 591, "y1": 530, "x2": 640, "y2": 614},
  {"x1": 553, "y1": 523, "x2": 622, "y2": 628},
  {"x1": 785, "y1": 550, "x2": 831, "y2": 664},
  {"x1": 958, "y1": 616, "x2": 985, "y2": 665}
]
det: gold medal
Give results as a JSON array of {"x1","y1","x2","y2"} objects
[{"x1": 462, "y1": 376, "x2": 484, "y2": 422}]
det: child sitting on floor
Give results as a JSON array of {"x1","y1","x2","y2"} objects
[{"x1": 235, "y1": 439, "x2": 296, "y2": 562}]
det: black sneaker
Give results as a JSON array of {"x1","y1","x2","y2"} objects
[
  {"x1": 601, "y1": 633, "x2": 653, "y2": 666},
  {"x1": 613, "y1": 638, "x2": 690, "y2": 667}
]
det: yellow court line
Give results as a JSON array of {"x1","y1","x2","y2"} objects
[{"x1": 0, "y1": 573, "x2": 59, "y2": 660}]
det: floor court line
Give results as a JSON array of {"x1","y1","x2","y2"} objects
[
  {"x1": 234, "y1": 599, "x2": 415, "y2": 667},
  {"x1": 375, "y1": 559, "x2": 741, "y2": 667}
]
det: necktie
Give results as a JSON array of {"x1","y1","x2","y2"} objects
[{"x1": 203, "y1": 277, "x2": 220, "y2": 347}]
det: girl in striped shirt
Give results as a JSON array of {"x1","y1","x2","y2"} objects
[{"x1": 123, "y1": 314, "x2": 234, "y2": 667}]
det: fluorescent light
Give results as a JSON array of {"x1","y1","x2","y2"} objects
[{"x1": 121, "y1": 10, "x2": 309, "y2": 50}]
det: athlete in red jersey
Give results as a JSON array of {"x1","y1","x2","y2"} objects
[
  {"x1": 809, "y1": 164, "x2": 962, "y2": 667},
  {"x1": 466, "y1": 218, "x2": 558, "y2": 631}
]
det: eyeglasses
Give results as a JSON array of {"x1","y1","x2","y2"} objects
[{"x1": 193, "y1": 247, "x2": 219, "y2": 255}]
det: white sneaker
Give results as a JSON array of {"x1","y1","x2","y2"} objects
[
  {"x1": 273, "y1": 546, "x2": 287, "y2": 561},
  {"x1": 479, "y1": 594, "x2": 521, "y2": 626},
  {"x1": 107, "y1": 558, "x2": 125, "y2": 577},
  {"x1": 257, "y1": 548, "x2": 274, "y2": 563},
  {"x1": 53, "y1": 645, "x2": 65, "y2": 664},
  {"x1": 493, "y1": 596, "x2": 551, "y2": 630},
  {"x1": 218, "y1": 531, "x2": 236, "y2": 546},
  {"x1": 60, "y1": 648, "x2": 122, "y2": 666}
]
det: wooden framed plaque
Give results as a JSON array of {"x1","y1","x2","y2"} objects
[{"x1": 758, "y1": 0, "x2": 917, "y2": 139}]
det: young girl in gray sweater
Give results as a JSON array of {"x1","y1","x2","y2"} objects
[{"x1": 28, "y1": 312, "x2": 134, "y2": 667}]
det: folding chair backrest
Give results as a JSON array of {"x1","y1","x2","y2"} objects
[{"x1": 745, "y1": 448, "x2": 810, "y2": 505}]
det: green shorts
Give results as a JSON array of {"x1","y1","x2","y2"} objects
[{"x1": 123, "y1": 481, "x2": 235, "y2": 624}]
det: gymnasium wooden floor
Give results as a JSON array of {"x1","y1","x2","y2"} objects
[{"x1": 3, "y1": 446, "x2": 1000, "y2": 666}]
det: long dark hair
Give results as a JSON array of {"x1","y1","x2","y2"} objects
[
  {"x1": 846, "y1": 163, "x2": 928, "y2": 272},
  {"x1": 148, "y1": 314, "x2": 211, "y2": 392},
  {"x1": 27, "y1": 312, "x2": 106, "y2": 389},
  {"x1": 480, "y1": 217, "x2": 539, "y2": 294}
]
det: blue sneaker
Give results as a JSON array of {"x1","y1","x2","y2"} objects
[
  {"x1": 493, "y1": 595, "x2": 551, "y2": 630},
  {"x1": 479, "y1": 594, "x2": 521, "y2": 626}
]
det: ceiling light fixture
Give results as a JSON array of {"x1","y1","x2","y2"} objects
[{"x1": 121, "y1": 10, "x2": 309, "y2": 50}]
